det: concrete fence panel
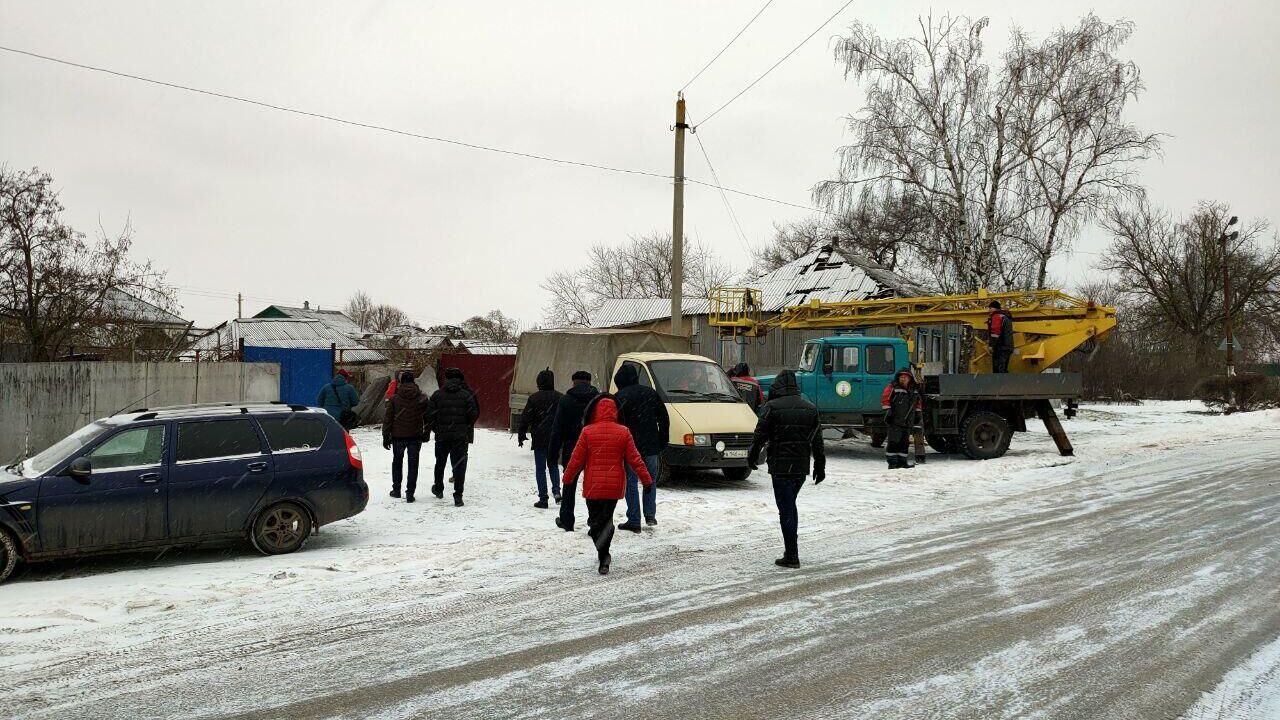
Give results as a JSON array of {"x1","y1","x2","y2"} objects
[{"x1": 0, "y1": 362, "x2": 281, "y2": 461}]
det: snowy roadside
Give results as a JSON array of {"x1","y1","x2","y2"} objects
[{"x1": 1, "y1": 401, "x2": 1277, "y2": 678}]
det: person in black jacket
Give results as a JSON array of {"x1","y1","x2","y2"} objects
[
  {"x1": 613, "y1": 362, "x2": 669, "y2": 531},
  {"x1": 747, "y1": 369, "x2": 826, "y2": 569},
  {"x1": 518, "y1": 368, "x2": 563, "y2": 509},
  {"x1": 426, "y1": 367, "x2": 480, "y2": 506},
  {"x1": 986, "y1": 300, "x2": 1015, "y2": 373},
  {"x1": 880, "y1": 368, "x2": 922, "y2": 469},
  {"x1": 551, "y1": 370, "x2": 599, "y2": 532},
  {"x1": 383, "y1": 370, "x2": 430, "y2": 502}
]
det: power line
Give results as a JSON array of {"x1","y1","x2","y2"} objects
[
  {"x1": 679, "y1": 0, "x2": 775, "y2": 93},
  {"x1": 688, "y1": 178, "x2": 836, "y2": 216},
  {"x1": 0, "y1": 45, "x2": 673, "y2": 182},
  {"x1": 690, "y1": 127, "x2": 754, "y2": 257},
  {"x1": 696, "y1": 0, "x2": 857, "y2": 128}
]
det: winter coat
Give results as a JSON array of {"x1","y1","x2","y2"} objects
[
  {"x1": 383, "y1": 381, "x2": 430, "y2": 443},
  {"x1": 561, "y1": 395, "x2": 653, "y2": 500},
  {"x1": 748, "y1": 370, "x2": 825, "y2": 477},
  {"x1": 987, "y1": 309, "x2": 1015, "y2": 350},
  {"x1": 548, "y1": 382, "x2": 600, "y2": 466},
  {"x1": 728, "y1": 363, "x2": 765, "y2": 410},
  {"x1": 880, "y1": 370, "x2": 923, "y2": 428},
  {"x1": 613, "y1": 363, "x2": 670, "y2": 457},
  {"x1": 426, "y1": 377, "x2": 480, "y2": 444},
  {"x1": 518, "y1": 369, "x2": 562, "y2": 450},
  {"x1": 317, "y1": 376, "x2": 360, "y2": 421}
]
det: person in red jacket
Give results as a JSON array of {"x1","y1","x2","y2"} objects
[
  {"x1": 727, "y1": 362, "x2": 765, "y2": 411},
  {"x1": 986, "y1": 301, "x2": 1015, "y2": 373},
  {"x1": 880, "y1": 369, "x2": 923, "y2": 469},
  {"x1": 560, "y1": 394, "x2": 654, "y2": 575}
]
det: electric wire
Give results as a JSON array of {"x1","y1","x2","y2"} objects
[
  {"x1": 679, "y1": 0, "x2": 775, "y2": 93},
  {"x1": 695, "y1": 0, "x2": 857, "y2": 128},
  {"x1": 690, "y1": 125, "x2": 755, "y2": 257}
]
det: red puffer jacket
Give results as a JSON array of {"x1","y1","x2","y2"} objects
[{"x1": 562, "y1": 395, "x2": 653, "y2": 500}]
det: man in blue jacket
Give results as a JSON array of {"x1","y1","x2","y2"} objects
[{"x1": 317, "y1": 372, "x2": 360, "y2": 424}]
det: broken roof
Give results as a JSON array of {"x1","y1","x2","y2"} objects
[{"x1": 190, "y1": 318, "x2": 385, "y2": 363}]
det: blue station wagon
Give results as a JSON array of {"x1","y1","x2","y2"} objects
[{"x1": 0, "y1": 403, "x2": 369, "y2": 583}]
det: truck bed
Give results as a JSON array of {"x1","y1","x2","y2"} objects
[{"x1": 928, "y1": 372, "x2": 1083, "y2": 399}]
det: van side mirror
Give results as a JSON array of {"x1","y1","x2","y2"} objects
[{"x1": 67, "y1": 457, "x2": 92, "y2": 483}]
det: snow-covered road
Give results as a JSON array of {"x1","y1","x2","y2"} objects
[{"x1": 2, "y1": 402, "x2": 1278, "y2": 719}]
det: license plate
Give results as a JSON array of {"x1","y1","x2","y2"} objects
[{"x1": 723, "y1": 449, "x2": 748, "y2": 459}]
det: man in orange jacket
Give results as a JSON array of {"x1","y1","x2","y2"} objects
[{"x1": 560, "y1": 394, "x2": 654, "y2": 575}]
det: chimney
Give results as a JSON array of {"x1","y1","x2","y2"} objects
[{"x1": 303, "y1": 300, "x2": 310, "y2": 310}]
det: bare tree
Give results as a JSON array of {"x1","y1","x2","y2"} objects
[
  {"x1": 0, "y1": 166, "x2": 172, "y2": 360},
  {"x1": 366, "y1": 303, "x2": 409, "y2": 333},
  {"x1": 540, "y1": 232, "x2": 736, "y2": 325},
  {"x1": 344, "y1": 290, "x2": 375, "y2": 331},
  {"x1": 461, "y1": 309, "x2": 521, "y2": 343},
  {"x1": 1101, "y1": 200, "x2": 1280, "y2": 364}
]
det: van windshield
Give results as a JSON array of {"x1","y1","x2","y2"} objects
[
  {"x1": 649, "y1": 360, "x2": 742, "y2": 403},
  {"x1": 20, "y1": 422, "x2": 111, "y2": 478}
]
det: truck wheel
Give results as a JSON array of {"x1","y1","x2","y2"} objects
[
  {"x1": 722, "y1": 467, "x2": 752, "y2": 482},
  {"x1": 0, "y1": 530, "x2": 17, "y2": 584},
  {"x1": 960, "y1": 411, "x2": 1011, "y2": 460},
  {"x1": 926, "y1": 434, "x2": 961, "y2": 454}
]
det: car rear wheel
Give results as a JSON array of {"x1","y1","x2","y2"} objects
[
  {"x1": 251, "y1": 502, "x2": 313, "y2": 555},
  {"x1": 722, "y1": 467, "x2": 752, "y2": 482},
  {"x1": 0, "y1": 530, "x2": 17, "y2": 584},
  {"x1": 960, "y1": 411, "x2": 1012, "y2": 460}
]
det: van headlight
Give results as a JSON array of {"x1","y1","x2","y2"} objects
[{"x1": 683, "y1": 434, "x2": 710, "y2": 446}]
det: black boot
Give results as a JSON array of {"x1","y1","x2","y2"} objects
[
  {"x1": 775, "y1": 556, "x2": 800, "y2": 569},
  {"x1": 598, "y1": 553, "x2": 611, "y2": 575},
  {"x1": 389, "y1": 488, "x2": 401, "y2": 499},
  {"x1": 431, "y1": 484, "x2": 444, "y2": 499},
  {"x1": 617, "y1": 522, "x2": 642, "y2": 533},
  {"x1": 534, "y1": 498, "x2": 549, "y2": 509},
  {"x1": 776, "y1": 534, "x2": 799, "y2": 568},
  {"x1": 454, "y1": 495, "x2": 464, "y2": 507},
  {"x1": 406, "y1": 494, "x2": 415, "y2": 503}
]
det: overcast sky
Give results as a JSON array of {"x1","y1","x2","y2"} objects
[{"x1": 2, "y1": 0, "x2": 1277, "y2": 328}]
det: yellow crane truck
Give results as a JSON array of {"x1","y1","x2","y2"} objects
[{"x1": 709, "y1": 288, "x2": 1117, "y2": 460}]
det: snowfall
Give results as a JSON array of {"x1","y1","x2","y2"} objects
[{"x1": 1, "y1": 401, "x2": 1278, "y2": 718}]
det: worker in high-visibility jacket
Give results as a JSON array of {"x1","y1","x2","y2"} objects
[
  {"x1": 987, "y1": 301, "x2": 1015, "y2": 373},
  {"x1": 880, "y1": 369, "x2": 923, "y2": 469}
]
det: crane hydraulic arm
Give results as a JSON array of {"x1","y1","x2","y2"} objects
[{"x1": 709, "y1": 288, "x2": 1117, "y2": 374}]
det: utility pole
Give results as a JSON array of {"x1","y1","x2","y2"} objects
[
  {"x1": 237, "y1": 292, "x2": 243, "y2": 320},
  {"x1": 1221, "y1": 215, "x2": 1240, "y2": 380},
  {"x1": 671, "y1": 94, "x2": 687, "y2": 336}
]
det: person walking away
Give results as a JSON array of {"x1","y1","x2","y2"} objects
[
  {"x1": 986, "y1": 301, "x2": 1015, "y2": 373},
  {"x1": 613, "y1": 363, "x2": 669, "y2": 531},
  {"x1": 518, "y1": 368, "x2": 563, "y2": 508},
  {"x1": 550, "y1": 371, "x2": 599, "y2": 532},
  {"x1": 747, "y1": 370, "x2": 825, "y2": 569},
  {"x1": 384, "y1": 363, "x2": 413, "y2": 401},
  {"x1": 727, "y1": 362, "x2": 765, "y2": 411},
  {"x1": 318, "y1": 371, "x2": 360, "y2": 426},
  {"x1": 880, "y1": 368, "x2": 923, "y2": 469},
  {"x1": 383, "y1": 370, "x2": 429, "y2": 502},
  {"x1": 426, "y1": 367, "x2": 479, "y2": 506},
  {"x1": 560, "y1": 395, "x2": 654, "y2": 575}
]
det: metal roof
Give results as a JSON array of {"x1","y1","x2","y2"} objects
[
  {"x1": 103, "y1": 289, "x2": 188, "y2": 327},
  {"x1": 590, "y1": 248, "x2": 925, "y2": 328},
  {"x1": 456, "y1": 340, "x2": 518, "y2": 355},
  {"x1": 256, "y1": 305, "x2": 363, "y2": 337},
  {"x1": 189, "y1": 318, "x2": 386, "y2": 362}
]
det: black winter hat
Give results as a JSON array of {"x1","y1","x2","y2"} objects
[
  {"x1": 988, "y1": 300, "x2": 1002, "y2": 309},
  {"x1": 572, "y1": 370, "x2": 592, "y2": 382},
  {"x1": 445, "y1": 367, "x2": 464, "y2": 381},
  {"x1": 399, "y1": 370, "x2": 416, "y2": 384}
]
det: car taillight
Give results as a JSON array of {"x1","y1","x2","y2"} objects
[{"x1": 344, "y1": 431, "x2": 363, "y2": 470}]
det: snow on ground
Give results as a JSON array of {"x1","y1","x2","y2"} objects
[
  {"x1": 1180, "y1": 633, "x2": 1280, "y2": 720},
  {"x1": 1, "y1": 401, "x2": 1277, "y2": 680}
]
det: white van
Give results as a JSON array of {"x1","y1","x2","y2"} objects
[{"x1": 609, "y1": 352, "x2": 759, "y2": 481}]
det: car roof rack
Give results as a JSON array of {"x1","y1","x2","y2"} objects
[{"x1": 123, "y1": 402, "x2": 318, "y2": 421}]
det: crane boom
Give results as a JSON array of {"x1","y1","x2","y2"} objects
[{"x1": 709, "y1": 288, "x2": 1117, "y2": 374}]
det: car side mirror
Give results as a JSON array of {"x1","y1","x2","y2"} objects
[{"x1": 67, "y1": 457, "x2": 92, "y2": 483}]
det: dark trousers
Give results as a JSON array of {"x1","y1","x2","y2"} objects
[
  {"x1": 771, "y1": 474, "x2": 805, "y2": 560},
  {"x1": 391, "y1": 440, "x2": 421, "y2": 496},
  {"x1": 886, "y1": 426, "x2": 913, "y2": 468},
  {"x1": 433, "y1": 439, "x2": 469, "y2": 497},
  {"x1": 532, "y1": 447, "x2": 561, "y2": 500},
  {"x1": 586, "y1": 498, "x2": 619, "y2": 560},
  {"x1": 992, "y1": 346, "x2": 1012, "y2": 373}
]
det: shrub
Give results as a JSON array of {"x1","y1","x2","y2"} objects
[{"x1": 1194, "y1": 373, "x2": 1280, "y2": 413}]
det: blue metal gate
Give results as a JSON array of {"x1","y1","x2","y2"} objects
[{"x1": 242, "y1": 346, "x2": 333, "y2": 406}]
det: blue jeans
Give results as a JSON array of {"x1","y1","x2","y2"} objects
[
  {"x1": 532, "y1": 447, "x2": 561, "y2": 500},
  {"x1": 624, "y1": 454, "x2": 660, "y2": 525}
]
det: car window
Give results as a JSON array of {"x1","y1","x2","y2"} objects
[
  {"x1": 837, "y1": 346, "x2": 860, "y2": 373},
  {"x1": 621, "y1": 361, "x2": 653, "y2": 388},
  {"x1": 23, "y1": 422, "x2": 111, "y2": 477},
  {"x1": 866, "y1": 344, "x2": 897, "y2": 374},
  {"x1": 799, "y1": 343, "x2": 820, "y2": 372},
  {"x1": 89, "y1": 426, "x2": 166, "y2": 470},
  {"x1": 177, "y1": 419, "x2": 263, "y2": 462},
  {"x1": 258, "y1": 416, "x2": 328, "y2": 452}
]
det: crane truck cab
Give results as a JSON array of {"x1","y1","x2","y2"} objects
[
  {"x1": 609, "y1": 352, "x2": 758, "y2": 482},
  {"x1": 758, "y1": 336, "x2": 1083, "y2": 461}
]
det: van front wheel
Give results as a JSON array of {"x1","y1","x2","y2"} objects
[{"x1": 722, "y1": 467, "x2": 752, "y2": 482}]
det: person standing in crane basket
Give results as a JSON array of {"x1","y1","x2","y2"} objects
[{"x1": 987, "y1": 301, "x2": 1015, "y2": 373}]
